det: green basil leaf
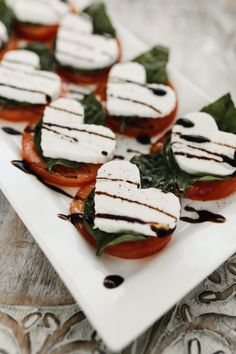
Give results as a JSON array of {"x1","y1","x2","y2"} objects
[
  {"x1": 0, "y1": 0, "x2": 15, "y2": 37},
  {"x1": 82, "y1": 94, "x2": 105, "y2": 125},
  {"x1": 201, "y1": 93, "x2": 236, "y2": 134},
  {"x1": 84, "y1": 2, "x2": 116, "y2": 37},
  {"x1": 34, "y1": 120, "x2": 82, "y2": 171},
  {"x1": 83, "y1": 190, "x2": 147, "y2": 256},
  {"x1": 23, "y1": 43, "x2": 54, "y2": 71},
  {"x1": 131, "y1": 141, "x2": 225, "y2": 197},
  {"x1": 0, "y1": 96, "x2": 30, "y2": 110},
  {"x1": 133, "y1": 45, "x2": 169, "y2": 84}
]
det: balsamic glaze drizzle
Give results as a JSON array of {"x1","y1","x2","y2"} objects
[
  {"x1": 103, "y1": 275, "x2": 124, "y2": 289},
  {"x1": 180, "y1": 205, "x2": 226, "y2": 224},
  {"x1": 2, "y1": 127, "x2": 22, "y2": 135},
  {"x1": 58, "y1": 213, "x2": 84, "y2": 225},
  {"x1": 11, "y1": 160, "x2": 74, "y2": 199},
  {"x1": 176, "y1": 118, "x2": 195, "y2": 128},
  {"x1": 136, "y1": 135, "x2": 151, "y2": 145}
]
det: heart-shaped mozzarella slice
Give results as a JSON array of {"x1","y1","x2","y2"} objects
[
  {"x1": 106, "y1": 62, "x2": 177, "y2": 119},
  {"x1": 171, "y1": 112, "x2": 236, "y2": 176},
  {"x1": 2, "y1": 50, "x2": 40, "y2": 72},
  {"x1": 41, "y1": 98, "x2": 116, "y2": 164},
  {"x1": 11, "y1": 0, "x2": 69, "y2": 25},
  {"x1": 0, "y1": 21, "x2": 8, "y2": 48},
  {"x1": 94, "y1": 160, "x2": 180, "y2": 237},
  {"x1": 55, "y1": 13, "x2": 119, "y2": 71},
  {"x1": 0, "y1": 50, "x2": 61, "y2": 104}
]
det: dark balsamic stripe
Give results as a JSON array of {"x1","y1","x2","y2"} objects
[
  {"x1": 42, "y1": 125, "x2": 79, "y2": 143},
  {"x1": 111, "y1": 77, "x2": 167, "y2": 96},
  {"x1": 43, "y1": 122, "x2": 115, "y2": 140},
  {"x1": 174, "y1": 132, "x2": 236, "y2": 149},
  {"x1": 49, "y1": 105, "x2": 83, "y2": 116},
  {"x1": 95, "y1": 213, "x2": 174, "y2": 237},
  {"x1": 95, "y1": 191, "x2": 177, "y2": 220},
  {"x1": 95, "y1": 213, "x2": 148, "y2": 225},
  {"x1": 180, "y1": 134, "x2": 210, "y2": 143},
  {"x1": 96, "y1": 177, "x2": 139, "y2": 186},
  {"x1": 0, "y1": 83, "x2": 51, "y2": 102},
  {"x1": 1, "y1": 64, "x2": 58, "y2": 82},
  {"x1": 176, "y1": 118, "x2": 195, "y2": 128},
  {"x1": 174, "y1": 151, "x2": 221, "y2": 163},
  {"x1": 173, "y1": 142, "x2": 236, "y2": 168},
  {"x1": 114, "y1": 155, "x2": 125, "y2": 160},
  {"x1": 3, "y1": 58, "x2": 36, "y2": 67},
  {"x1": 57, "y1": 49, "x2": 95, "y2": 63},
  {"x1": 126, "y1": 148, "x2": 143, "y2": 154},
  {"x1": 108, "y1": 94, "x2": 162, "y2": 114},
  {"x1": 59, "y1": 34, "x2": 115, "y2": 59}
]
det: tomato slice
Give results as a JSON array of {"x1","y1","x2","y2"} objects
[
  {"x1": 185, "y1": 177, "x2": 236, "y2": 201},
  {"x1": 57, "y1": 38, "x2": 122, "y2": 98},
  {"x1": 70, "y1": 183, "x2": 171, "y2": 259},
  {"x1": 0, "y1": 36, "x2": 18, "y2": 60},
  {"x1": 15, "y1": 22, "x2": 58, "y2": 41},
  {"x1": 22, "y1": 124, "x2": 100, "y2": 187},
  {"x1": 0, "y1": 105, "x2": 45, "y2": 123},
  {"x1": 106, "y1": 82, "x2": 178, "y2": 138}
]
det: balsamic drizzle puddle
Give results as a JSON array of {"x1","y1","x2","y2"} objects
[
  {"x1": 2, "y1": 127, "x2": 22, "y2": 135},
  {"x1": 11, "y1": 160, "x2": 74, "y2": 199},
  {"x1": 103, "y1": 275, "x2": 124, "y2": 289},
  {"x1": 58, "y1": 213, "x2": 84, "y2": 225},
  {"x1": 180, "y1": 205, "x2": 226, "y2": 224}
]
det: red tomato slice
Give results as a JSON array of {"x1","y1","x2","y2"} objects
[
  {"x1": 57, "y1": 38, "x2": 122, "y2": 98},
  {"x1": 22, "y1": 124, "x2": 100, "y2": 187},
  {"x1": 106, "y1": 82, "x2": 178, "y2": 138},
  {"x1": 15, "y1": 22, "x2": 58, "y2": 41},
  {"x1": 70, "y1": 184, "x2": 171, "y2": 259},
  {"x1": 185, "y1": 177, "x2": 236, "y2": 201},
  {"x1": 0, "y1": 36, "x2": 18, "y2": 60},
  {"x1": 0, "y1": 105, "x2": 45, "y2": 122}
]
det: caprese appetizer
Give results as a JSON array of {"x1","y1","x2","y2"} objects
[
  {"x1": 55, "y1": 2, "x2": 121, "y2": 93},
  {"x1": 106, "y1": 45, "x2": 178, "y2": 138},
  {"x1": 132, "y1": 93, "x2": 236, "y2": 201},
  {"x1": 0, "y1": 49, "x2": 61, "y2": 122},
  {"x1": 70, "y1": 160, "x2": 181, "y2": 258},
  {"x1": 22, "y1": 96, "x2": 116, "y2": 187},
  {"x1": 10, "y1": 0, "x2": 69, "y2": 41},
  {"x1": 0, "y1": 0, "x2": 16, "y2": 59}
]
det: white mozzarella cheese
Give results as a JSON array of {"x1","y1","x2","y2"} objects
[
  {"x1": 0, "y1": 21, "x2": 8, "y2": 48},
  {"x1": 0, "y1": 50, "x2": 61, "y2": 104},
  {"x1": 2, "y1": 50, "x2": 40, "y2": 72},
  {"x1": 41, "y1": 98, "x2": 116, "y2": 164},
  {"x1": 55, "y1": 13, "x2": 119, "y2": 70},
  {"x1": 94, "y1": 160, "x2": 180, "y2": 236},
  {"x1": 11, "y1": 0, "x2": 69, "y2": 25},
  {"x1": 171, "y1": 112, "x2": 236, "y2": 176},
  {"x1": 107, "y1": 62, "x2": 177, "y2": 118}
]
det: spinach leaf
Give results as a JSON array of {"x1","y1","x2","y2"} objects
[
  {"x1": 0, "y1": 0, "x2": 15, "y2": 37},
  {"x1": 84, "y1": 2, "x2": 116, "y2": 37},
  {"x1": 0, "y1": 96, "x2": 30, "y2": 110},
  {"x1": 133, "y1": 45, "x2": 169, "y2": 84},
  {"x1": 201, "y1": 93, "x2": 236, "y2": 134},
  {"x1": 131, "y1": 141, "x2": 224, "y2": 197},
  {"x1": 84, "y1": 190, "x2": 147, "y2": 256},
  {"x1": 82, "y1": 94, "x2": 105, "y2": 125},
  {"x1": 34, "y1": 121, "x2": 82, "y2": 171},
  {"x1": 23, "y1": 43, "x2": 54, "y2": 71}
]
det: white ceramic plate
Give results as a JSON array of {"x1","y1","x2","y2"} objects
[{"x1": 0, "y1": 25, "x2": 235, "y2": 352}]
